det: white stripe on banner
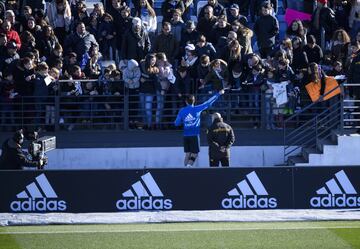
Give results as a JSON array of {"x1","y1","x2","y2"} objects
[
  {"x1": 16, "y1": 191, "x2": 29, "y2": 198},
  {"x1": 132, "y1": 181, "x2": 149, "y2": 197},
  {"x1": 237, "y1": 180, "x2": 254, "y2": 196},
  {"x1": 122, "y1": 189, "x2": 134, "y2": 197},
  {"x1": 316, "y1": 187, "x2": 328, "y2": 195},
  {"x1": 246, "y1": 172, "x2": 268, "y2": 195},
  {"x1": 335, "y1": 170, "x2": 357, "y2": 194},
  {"x1": 36, "y1": 174, "x2": 57, "y2": 198},
  {"x1": 141, "y1": 173, "x2": 163, "y2": 197},
  {"x1": 228, "y1": 188, "x2": 240, "y2": 196},
  {"x1": 326, "y1": 179, "x2": 343, "y2": 195},
  {"x1": 26, "y1": 183, "x2": 43, "y2": 198}
]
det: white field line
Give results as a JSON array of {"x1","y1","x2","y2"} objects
[{"x1": 1, "y1": 226, "x2": 360, "y2": 235}]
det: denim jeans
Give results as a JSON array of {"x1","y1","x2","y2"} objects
[
  {"x1": 139, "y1": 93, "x2": 154, "y2": 127},
  {"x1": 156, "y1": 91, "x2": 165, "y2": 124}
]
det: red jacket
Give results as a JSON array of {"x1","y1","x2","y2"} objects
[{"x1": 2, "y1": 29, "x2": 21, "y2": 50}]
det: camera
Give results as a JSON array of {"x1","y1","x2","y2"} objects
[{"x1": 28, "y1": 135, "x2": 56, "y2": 168}]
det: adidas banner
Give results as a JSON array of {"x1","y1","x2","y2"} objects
[{"x1": 0, "y1": 167, "x2": 359, "y2": 212}]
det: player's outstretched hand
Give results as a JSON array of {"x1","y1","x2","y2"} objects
[{"x1": 219, "y1": 89, "x2": 225, "y2": 95}]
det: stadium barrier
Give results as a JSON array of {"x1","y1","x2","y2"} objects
[
  {"x1": 1, "y1": 166, "x2": 360, "y2": 212},
  {"x1": 0, "y1": 79, "x2": 321, "y2": 131}
]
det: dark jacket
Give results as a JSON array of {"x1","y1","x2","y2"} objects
[
  {"x1": 204, "y1": 66, "x2": 229, "y2": 91},
  {"x1": 64, "y1": 31, "x2": 98, "y2": 61},
  {"x1": 207, "y1": 119, "x2": 235, "y2": 159},
  {"x1": 121, "y1": 28, "x2": 151, "y2": 62},
  {"x1": 161, "y1": 0, "x2": 185, "y2": 22},
  {"x1": 153, "y1": 33, "x2": 179, "y2": 62},
  {"x1": 348, "y1": 52, "x2": 360, "y2": 97},
  {"x1": 0, "y1": 139, "x2": 39, "y2": 170},
  {"x1": 292, "y1": 47, "x2": 309, "y2": 72},
  {"x1": 254, "y1": 14, "x2": 279, "y2": 49},
  {"x1": 197, "y1": 17, "x2": 218, "y2": 41},
  {"x1": 304, "y1": 44, "x2": 323, "y2": 64},
  {"x1": 196, "y1": 42, "x2": 217, "y2": 61}
]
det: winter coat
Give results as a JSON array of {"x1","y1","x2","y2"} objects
[
  {"x1": 207, "y1": 119, "x2": 235, "y2": 159},
  {"x1": 161, "y1": 0, "x2": 185, "y2": 22},
  {"x1": 204, "y1": 65, "x2": 229, "y2": 91},
  {"x1": 304, "y1": 44, "x2": 323, "y2": 64},
  {"x1": 123, "y1": 59, "x2": 141, "y2": 89},
  {"x1": 121, "y1": 28, "x2": 151, "y2": 62},
  {"x1": 46, "y1": 0, "x2": 72, "y2": 31},
  {"x1": 153, "y1": 33, "x2": 179, "y2": 62},
  {"x1": 254, "y1": 14, "x2": 279, "y2": 49},
  {"x1": 1, "y1": 29, "x2": 21, "y2": 49},
  {"x1": 64, "y1": 31, "x2": 98, "y2": 61},
  {"x1": 0, "y1": 139, "x2": 40, "y2": 170}
]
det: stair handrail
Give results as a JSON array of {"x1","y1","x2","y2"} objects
[{"x1": 283, "y1": 84, "x2": 343, "y2": 164}]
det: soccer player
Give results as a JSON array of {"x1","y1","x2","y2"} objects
[{"x1": 175, "y1": 89, "x2": 225, "y2": 167}]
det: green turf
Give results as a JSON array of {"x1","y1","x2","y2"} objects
[{"x1": 1, "y1": 221, "x2": 360, "y2": 249}]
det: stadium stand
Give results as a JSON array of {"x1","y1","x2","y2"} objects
[{"x1": 0, "y1": 0, "x2": 358, "y2": 152}]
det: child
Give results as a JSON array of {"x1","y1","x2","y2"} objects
[{"x1": 121, "y1": 59, "x2": 141, "y2": 128}]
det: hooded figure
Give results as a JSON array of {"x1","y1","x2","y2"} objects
[{"x1": 122, "y1": 59, "x2": 141, "y2": 89}]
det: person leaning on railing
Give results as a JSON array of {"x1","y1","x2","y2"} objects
[{"x1": 347, "y1": 40, "x2": 360, "y2": 99}]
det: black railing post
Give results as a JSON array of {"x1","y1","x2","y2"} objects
[
  {"x1": 283, "y1": 119, "x2": 286, "y2": 165},
  {"x1": 54, "y1": 96, "x2": 60, "y2": 132},
  {"x1": 315, "y1": 115, "x2": 318, "y2": 149},
  {"x1": 123, "y1": 90, "x2": 129, "y2": 130},
  {"x1": 340, "y1": 85, "x2": 344, "y2": 135},
  {"x1": 260, "y1": 92, "x2": 266, "y2": 129}
]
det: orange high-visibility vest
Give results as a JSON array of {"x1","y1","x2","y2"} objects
[{"x1": 305, "y1": 76, "x2": 341, "y2": 102}]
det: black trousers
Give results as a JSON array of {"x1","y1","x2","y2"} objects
[{"x1": 209, "y1": 157, "x2": 230, "y2": 167}]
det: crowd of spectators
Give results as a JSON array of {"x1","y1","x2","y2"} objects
[{"x1": 0, "y1": 0, "x2": 359, "y2": 131}]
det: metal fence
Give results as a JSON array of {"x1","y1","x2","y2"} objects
[{"x1": 0, "y1": 79, "x2": 329, "y2": 132}]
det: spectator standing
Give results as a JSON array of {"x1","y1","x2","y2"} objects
[
  {"x1": 207, "y1": 112, "x2": 235, "y2": 167},
  {"x1": 153, "y1": 22, "x2": 179, "y2": 65},
  {"x1": 137, "y1": 0, "x2": 157, "y2": 39},
  {"x1": 304, "y1": 35, "x2": 323, "y2": 64},
  {"x1": 161, "y1": 0, "x2": 185, "y2": 23},
  {"x1": 46, "y1": 0, "x2": 72, "y2": 45},
  {"x1": 197, "y1": 6, "x2": 218, "y2": 42},
  {"x1": 121, "y1": 17, "x2": 151, "y2": 62},
  {"x1": 64, "y1": 22, "x2": 98, "y2": 62},
  {"x1": 253, "y1": 1, "x2": 279, "y2": 58}
]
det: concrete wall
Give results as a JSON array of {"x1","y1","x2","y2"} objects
[
  {"x1": 37, "y1": 146, "x2": 297, "y2": 169},
  {"x1": 297, "y1": 134, "x2": 360, "y2": 166}
]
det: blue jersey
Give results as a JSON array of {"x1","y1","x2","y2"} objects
[{"x1": 174, "y1": 93, "x2": 220, "y2": 136}]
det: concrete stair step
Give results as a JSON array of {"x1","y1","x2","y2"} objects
[
  {"x1": 316, "y1": 138, "x2": 337, "y2": 152},
  {"x1": 287, "y1": 155, "x2": 307, "y2": 166},
  {"x1": 302, "y1": 147, "x2": 321, "y2": 161}
]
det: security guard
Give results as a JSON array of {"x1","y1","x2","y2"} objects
[
  {"x1": 207, "y1": 113, "x2": 235, "y2": 167},
  {"x1": 0, "y1": 129, "x2": 44, "y2": 170}
]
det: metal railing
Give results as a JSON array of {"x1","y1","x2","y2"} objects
[
  {"x1": 0, "y1": 79, "x2": 319, "y2": 132},
  {"x1": 283, "y1": 84, "x2": 343, "y2": 164}
]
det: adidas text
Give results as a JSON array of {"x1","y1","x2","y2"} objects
[
  {"x1": 310, "y1": 194, "x2": 360, "y2": 208},
  {"x1": 116, "y1": 197, "x2": 173, "y2": 210},
  {"x1": 10, "y1": 199, "x2": 67, "y2": 212},
  {"x1": 222, "y1": 196, "x2": 277, "y2": 209}
]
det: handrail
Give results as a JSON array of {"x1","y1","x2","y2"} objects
[
  {"x1": 283, "y1": 83, "x2": 343, "y2": 164},
  {"x1": 284, "y1": 84, "x2": 341, "y2": 123}
]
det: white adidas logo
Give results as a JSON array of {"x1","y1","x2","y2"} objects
[
  {"x1": 222, "y1": 171, "x2": 277, "y2": 209},
  {"x1": 116, "y1": 172, "x2": 173, "y2": 210},
  {"x1": 184, "y1": 113, "x2": 196, "y2": 123},
  {"x1": 310, "y1": 170, "x2": 360, "y2": 208},
  {"x1": 10, "y1": 174, "x2": 67, "y2": 212}
]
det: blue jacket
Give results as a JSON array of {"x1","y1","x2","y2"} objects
[{"x1": 175, "y1": 93, "x2": 220, "y2": 136}]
